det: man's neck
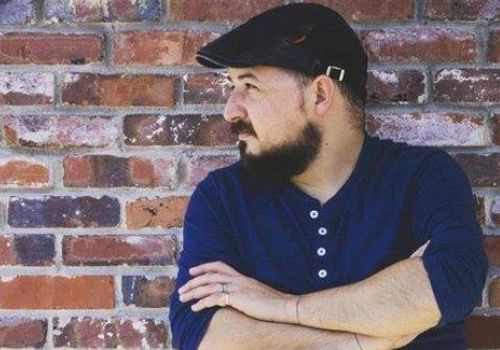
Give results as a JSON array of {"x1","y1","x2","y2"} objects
[{"x1": 290, "y1": 129, "x2": 366, "y2": 205}]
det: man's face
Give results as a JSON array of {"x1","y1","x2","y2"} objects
[{"x1": 223, "y1": 66, "x2": 322, "y2": 182}]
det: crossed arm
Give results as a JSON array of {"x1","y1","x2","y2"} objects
[{"x1": 179, "y1": 245, "x2": 436, "y2": 350}]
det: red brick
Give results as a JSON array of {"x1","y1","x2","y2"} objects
[
  {"x1": 0, "y1": 276, "x2": 114, "y2": 309},
  {"x1": 185, "y1": 154, "x2": 239, "y2": 189},
  {"x1": 490, "y1": 196, "x2": 500, "y2": 227},
  {"x1": 301, "y1": 0, "x2": 415, "y2": 21},
  {"x1": 0, "y1": 33, "x2": 103, "y2": 64},
  {"x1": 53, "y1": 317, "x2": 168, "y2": 348},
  {"x1": 122, "y1": 276, "x2": 175, "y2": 307},
  {"x1": 114, "y1": 30, "x2": 216, "y2": 66},
  {"x1": 0, "y1": 158, "x2": 49, "y2": 188},
  {"x1": 0, "y1": 72, "x2": 54, "y2": 105},
  {"x1": 63, "y1": 155, "x2": 177, "y2": 188},
  {"x1": 184, "y1": 73, "x2": 229, "y2": 104},
  {"x1": 493, "y1": 114, "x2": 500, "y2": 145},
  {"x1": 3, "y1": 115, "x2": 118, "y2": 149},
  {"x1": 366, "y1": 70, "x2": 425, "y2": 104},
  {"x1": 44, "y1": 0, "x2": 160, "y2": 23},
  {"x1": 488, "y1": 30, "x2": 500, "y2": 62},
  {"x1": 434, "y1": 69, "x2": 500, "y2": 105},
  {"x1": 365, "y1": 113, "x2": 490, "y2": 147},
  {"x1": 361, "y1": 29, "x2": 476, "y2": 63},
  {"x1": 0, "y1": 318, "x2": 47, "y2": 348},
  {"x1": 63, "y1": 235, "x2": 177, "y2": 265},
  {"x1": 489, "y1": 277, "x2": 500, "y2": 307},
  {"x1": 126, "y1": 197, "x2": 188, "y2": 229},
  {"x1": 453, "y1": 153, "x2": 500, "y2": 187},
  {"x1": 62, "y1": 73, "x2": 175, "y2": 107},
  {"x1": 465, "y1": 316, "x2": 500, "y2": 348},
  {"x1": 124, "y1": 114, "x2": 235, "y2": 146},
  {"x1": 170, "y1": 0, "x2": 285, "y2": 22},
  {"x1": 426, "y1": 0, "x2": 500, "y2": 21},
  {"x1": 484, "y1": 236, "x2": 500, "y2": 266},
  {"x1": 0, "y1": 236, "x2": 16, "y2": 265}
]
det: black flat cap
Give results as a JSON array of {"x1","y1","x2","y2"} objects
[{"x1": 196, "y1": 3, "x2": 368, "y2": 103}]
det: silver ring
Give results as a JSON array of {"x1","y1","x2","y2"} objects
[{"x1": 221, "y1": 283, "x2": 228, "y2": 293}]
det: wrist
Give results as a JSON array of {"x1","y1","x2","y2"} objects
[{"x1": 280, "y1": 293, "x2": 300, "y2": 324}]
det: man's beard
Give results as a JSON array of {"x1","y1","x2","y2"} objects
[{"x1": 230, "y1": 120, "x2": 322, "y2": 184}]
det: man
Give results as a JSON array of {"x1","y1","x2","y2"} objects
[{"x1": 169, "y1": 3, "x2": 488, "y2": 349}]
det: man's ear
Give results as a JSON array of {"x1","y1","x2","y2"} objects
[{"x1": 313, "y1": 75, "x2": 335, "y2": 115}]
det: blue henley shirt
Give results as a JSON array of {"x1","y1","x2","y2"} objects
[{"x1": 169, "y1": 131, "x2": 488, "y2": 349}]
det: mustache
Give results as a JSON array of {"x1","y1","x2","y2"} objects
[{"x1": 230, "y1": 121, "x2": 257, "y2": 136}]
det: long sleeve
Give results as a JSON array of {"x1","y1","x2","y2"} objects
[
  {"x1": 411, "y1": 150, "x2": 489, "y2": 326},
  {"x1": 168, "y1": 174, "x2": 242, "y2": 350}
]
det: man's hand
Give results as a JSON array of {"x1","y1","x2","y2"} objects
[{"x1": 178, "y1": 261, "x2": 297, "y2": 323}]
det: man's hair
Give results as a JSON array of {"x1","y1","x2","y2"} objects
[{"x1": 285, "y1": 69, "x2": 365, "y2": 130}]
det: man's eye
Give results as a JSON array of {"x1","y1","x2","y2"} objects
[{"x1": 245, "y1": 83, "x2": 257, "y2": 90}]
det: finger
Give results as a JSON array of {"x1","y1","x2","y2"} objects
[
  {"x1": 179, "y1": 283, "x2": 222, "y2": 303},
  {"x1": 189, "y1": 261, "x2": 240, "y2": 277},
  {"x1": 179, "y1": 273, "x2": 231, "y2": 294},
  {"x1": 191, "y1": 293, "x2": 227, "y2": 312}
]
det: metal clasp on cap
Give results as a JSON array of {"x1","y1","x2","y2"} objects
[{"x1": 325, "y1": 65, "x2": 345, "y2": 82}]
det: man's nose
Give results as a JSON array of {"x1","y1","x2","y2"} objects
[{"x1": 223, "y1": 92, "x2": 247, "y2": 123}]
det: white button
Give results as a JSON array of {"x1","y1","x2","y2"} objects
[
  {"x1": 317, "y1": 247, "x2": 326, "y2": 256},
  {"x1": 318, "y1": 269, "x2": 327, "y2": 278},
  {"x1": 310, "y1": 210, "x2": 319, "y2": 219},
  {"x1": 318, "y1": 227, "x2": 327, "y2": 235}
]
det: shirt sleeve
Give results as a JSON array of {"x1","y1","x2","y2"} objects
[
  {"x1": 168, "y1": 174, "x2": 242, "y2": 350},
  {"x1": 410, "y1": 149, "x2": 489, "y2": 327}
]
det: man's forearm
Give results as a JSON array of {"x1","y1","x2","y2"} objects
[
  {"x1": 198, "y1": 308, "x2": 401, "y2": 350},
  {"x1": 296, "y1": 258, "x2": 441, "y2": 337}
]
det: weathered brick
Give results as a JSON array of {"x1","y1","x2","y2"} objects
[
  {"x1": 170, "y1": 0, "x2": 285, "y2": 22},
  {"x1": 44, "y1": 0, "x2": 160, "y2": 23},
  {"x1": 426, "y1": 0, "x2": 500, "y2": 21},
  {"x1": 361, "y1": 29, "x2": 476, "y2": 63},
  {"x1": 63, "y1": 155, "x2": 177, "y2": 188},
  {"x1": 434, "y1": 69, "x2": 500, "y2": 105},
  {"x1": 365, "y1": 113, "x2": 491, "y2": 147},
  {"x1": 0, "y1": 276, "x2": 114, "y2": 309},
  {"x1": 63, "y1": 235, "x2": 177, "y2": 265},
  {"x1": 185, "y1": 154, "x2": 239, "y2": 188},
  {"x1": 490, "y1": 196, "x2": 500, "y2": 227},
  {"x1": 484, "y1": 236, "x2": 500, "y2": 266},
  {"x1": 0, "y1": 318, "x2": 47, "y2": 348},
  {"x1": 4, "y1": 115, "x2": 118, "y2": 149},
  {"x1": 475, "y1": 195, "x2": 486, "y2": 225},
  {"x1": 122, "y1": 276, "x2": 175, "y2": 307},
  {"x1": 62, "y1": 73, "x2": 175, "y2": 107},
  {"x1": 300, "y1": 0, "x2": 415, "y2": 21},
  {"x1": 0, "y1": 0, "x2": 35, "y2": 25},
  {"x1": 8, "y1": 196, "x2": 120, "y2": 228},
  {"x1": 366, "y1": 70, "x2": 425, "y2": 104},
  {"x1": 14, "y1": 235, "x2": 55, "y2": 266},
  {"x1": 489, "y1": 277, "x2": 500, "y2": 307},
  {"x1": 124, "y1": 114, "x2": 235, "y2": 146},
  {"x1": 183, "y1": 31, "x2": 221, "y2": 66},
  {"x1": 0, "y1": 158, "x2": 49, "y2": 188},
  {"x1": 0, "y1": 72, "x2": 54, "y2": 105},
  {"x1": 126, "y1": 197, "x2": 188, "y2": 229},
  {"x1": 0, "y1": 236, "x2": 16, "y2": 265},
  {"x1": 488, "y1": 30, "x2": 500, "y2": 62},
  {"x1": 465, "y1": 316, "x2": 500, "y2": 348},
  {"x1": 184, "y1": 73, "x2": 229, "y2": 104},
  {"x1": 0, "y1": 33, "x2": 103, "y2": 65},
  {"x1": 114, "y1": 30, "x2": 217, "y2": 66},
  {"x1": 493, "y1": 115, "x2": 500, "y2": 146},
  {"x1": 453, "y1": 153, "x2": 500, "y2": 187},
  {"x1": 53, "y1": 317, "x2": 168, "y2": 348}
]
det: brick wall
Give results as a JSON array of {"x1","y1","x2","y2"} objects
[{"x1": 0, "y1": 0, "x2": 498, "y2": 348}]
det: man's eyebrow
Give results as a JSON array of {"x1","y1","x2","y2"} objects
[{"x1": 226, "y1": 72, "x2": 261, "y2": 82}]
